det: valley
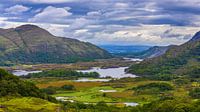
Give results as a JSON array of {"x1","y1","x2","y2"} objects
[
  {"x1": 1, "y1": 1, "x2": 200, "y2": 111},
  {"x1": 6, "y1": 56, "x2": 199, "y2": 109}
]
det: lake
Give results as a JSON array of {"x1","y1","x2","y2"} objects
[
  {"x1": 12, "y1": 58, "x2": 140, "y2": 78},
  {"x1": 12, "y1": 70, "x2": 42, "y2": 76},
  {"x1": 12, "y1": 67, "x2": 137, "y2": 79},
  {"x1": 77, "y1": 67, "x2": 137, "y2": 78},
  {"x1": 123, "y1": 58, "x2": 143, "y2": 62}
]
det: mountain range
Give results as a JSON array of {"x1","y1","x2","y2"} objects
[
  {"x1": 128, "y1": 31, "x2": 200, "y2": 77},
  {"x1": 0, "y1": 25, "x2": 112, "y2": 66},
  {"x1": 100, "y1": 45, "x2": 170, "y2": 59}
]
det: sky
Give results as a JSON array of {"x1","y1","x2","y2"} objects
[{"x1": 0, "y1": 0, "x2": 200, "y2": 46}]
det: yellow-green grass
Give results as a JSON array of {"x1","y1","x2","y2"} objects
[{"x1": 0, "y1": 97, "x2": 61, "y2": 112}]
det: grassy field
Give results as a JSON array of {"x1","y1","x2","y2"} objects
[
  {"x1": 0, "y1": 97, "x2": 60, "y2": 112},
  {"x1": 30, "y1": 77, "x2": 183, "y2": 104}
]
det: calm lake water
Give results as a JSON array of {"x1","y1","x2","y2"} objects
[
  {"x1": 123, "y1": 58, "x2": 143, "y2": 62},
  {"x1": 12, "y1": 58, "x2": 141, "y2": 78},
  {"x1": 78, "y1": 67, "x2": 137, "y2": 78},
  {"x1": 12, "y1": 70, "x2": 42, "y2": 76},
  {"x1": 12, "y1": 67, "x2": 136, "y2": 79}
]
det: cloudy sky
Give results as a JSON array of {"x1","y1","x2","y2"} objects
[{"x1": 0, "y1": 0, "x2": 200, "y2": 46}]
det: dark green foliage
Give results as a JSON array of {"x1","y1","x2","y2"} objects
[
  {"x1": 173, "y1": 78, "x2": 190, "y2": 86},
  {"x1": 128, "y1": 32, "x2": 200, "y2": 78},
  {"x1": 133, "y1": 82, "x2": 174, "y2": 91},
  {"x1": 41, "y1": 85, "x2": 75, "y2": 95},
  {"x1": 62, "y1": 101, "x2": 134, "y2": 112},
  {"x1": 188, "y1": 67, "x2": 200, "y2": 78},
  {"x1": 141, "y1": 99, "x2": 196, "y2": 112},
  {"x1": 60, "y1": 99, "x2": 200, "y2": 112},
  {"x1": 24, "y1": 69, "x2": 100, "y2": 79},
  {"x1": 189, "y1": 88, "x2": 200, "y2": 99},
  {"x1": 61, "y1": 85, "x2": 75, "y2": 90},
  {"x1": 133, "y1": 82, "x2": 173, "y2": 94},
  {"x1": 0, "y1": 68, "x2": 56, "y2": 102},
  {"x1": 41, "y1": 86, "x2": 57, "y2": 95},
  {"x1": 152, "y1": 74, "x2": 177, "y2": 81}
]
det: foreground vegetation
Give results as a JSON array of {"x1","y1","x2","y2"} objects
[
  {"x1": 25, "y1": 76, "x2": 200, "y2": 112},
  {"x1": 1, "y1": 66, "x2": 200, "y2": 111},
  {"x1": 0, "y1": 97, "x2": 60, "y2": 112}
]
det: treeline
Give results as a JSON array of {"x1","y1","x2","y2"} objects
[
  {"x1": 61, "y1": 98, "x2": 200, "y2": 112},
  {"x1": 22, "y1": 69, "x2": 100, "y2": 79},
  {"x1": 0, "y1": 68, "x2": 56, "y2": 102},
  {"x1": 41, "y1": 85, "x2": 75, "y2": 95}
]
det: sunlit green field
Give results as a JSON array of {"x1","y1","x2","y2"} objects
[
  {"x1": 29, "y1": 77, "x2": 197, "y2": 105},
  {"x1": 0, "y1": 97, "x2": 60, "y2": 112}
]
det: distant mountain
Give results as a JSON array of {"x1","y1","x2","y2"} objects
[
  {"x1": 190, "y1": 31, "x2": 200, "y2": 41},
  {"x1": 132, "y1": 46, "x2": 170, "y2": 59},
  {"x1": 0, "y1": 25, "x2": 112, "y2": 66},
  {"x1": 100, "y1": 45, "x2": 151, "y2": 53},
  {"x1": 101, "y1": 45, "x2": 169, "y2": 59},
  {"x1": 128, "y1": 31, "x2": 200, "y2": 77},
  {"x1": 100, "y1": 45, "x2": 151, "y2": 58}
]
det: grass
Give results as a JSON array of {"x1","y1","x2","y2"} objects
[
  {"x1": 26, "y1": 77, "x2": 200, "y2": 105},
  {"x1": 0, "y1": 97, "x2": 60, "y2": 112},
  {"x1": 33, "y1": 78, "x2": 169, "y2": 104},
  {"x1": 37, "y1": 80, "x2": 103, "y2": 89}
]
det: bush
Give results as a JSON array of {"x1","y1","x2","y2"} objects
[
  {"x1": 189, "y1": 88, "x2": 200, "y2": 99},
  {"x1": 173, "y1": 78, "x2": 189, "y2": 86},
  {"x1": 61, "y1": 85, "x2": 75, "y2": 90},
  {"x1": 41, "y1": 86, "x2": 57, "y2": 95},
  {"x1": 133, "y1": 82, "x2": 174, "y2": 94},
  {"x1": 152, "y1": 74, "x2": 177, "y2": 81},
  {"x1": 133, "y1": 82, "x2": 174, "y2": 91}
]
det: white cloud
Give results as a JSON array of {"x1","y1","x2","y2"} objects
[
  {"x1": 70, "y1": 24, "x2": 200, "y2": 46},
  {"x1": 87, "y1": 11, "x2": 101, "y2": 17},
  {"x1": 15, "y1": 0, "x2": 79, "y2": 4},
  {"x1": 0, "y1": 17, "x2": 199, "y2": 46},
  {"x1": 29, "y1": 6, "x2": 72, "y2": 23},
  {"x1": 67, "y1": 18, "x2": 92, "y2": 30},
  {"x1": 5, "y1": 5, "x2": 30, "y2": 14},
  {"x1": 114, "y1": 3, "x2": 129, "y2": 9}
]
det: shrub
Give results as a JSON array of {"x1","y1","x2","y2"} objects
[
  {"x1": 189, "y1": 88, "x2": 200, "y2": 99},
  {"x1": 152, "y1": 74, "x2": 177, "y2": 81},
  {"x1": 133, "y1": 82, "x2": 174, "y2": 94},
  {"x1": 61, "y1": 85, "x2": 75, "y2": 90},
  {"x1": 41, "y1": 86, "x2": 57, "y2": 95}
]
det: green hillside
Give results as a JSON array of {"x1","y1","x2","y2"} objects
[
  {"x1": 0, "y1": 25, "x2": 112, "y2": 66},
  {"x1": 128, "y1": 31, "x2": 200, "y2": 77},
  {"x1": 0, "y1": 68, "x2": 55, "y2": 102}
]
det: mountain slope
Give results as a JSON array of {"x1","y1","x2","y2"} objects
[
  {"x1": 132, "y1": 46, "x2": 170, "y2": 59},
  {"x1": 128, "y1": 31, "x2": 200, "y2": 77},
  {"x1": 0, "y1": 25, "x2": 112, "y2": 65}
]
